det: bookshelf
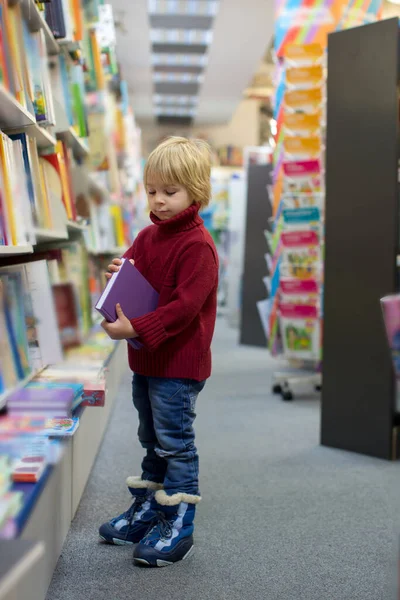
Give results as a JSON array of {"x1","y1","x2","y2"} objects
[
  {"x1": 67, "y1": 221, "x2": 87, "y2": 233},
  {"x1": 0, "y1": 85, "x2": 37, "y2": 130},
  {"x1": 20, "y1": 0, "x2": 60, "y2": 56},
  {"x1": 0, "y1": 1, "x2": 142, "y2": 594},
  {"x1": 8, "y1": 124, "x2": 56, "y2": 150},
  {"x1": 322, "y1": 19, "x2": 399, "y2": 460},
  {"x1": 0, "y1": 245, "x2": 33, "y2": 256},
  {"x1": 55, "y1": 127, "x2": 89, "y2": 160},
  {"x1": 34, "y1": 228, "x2": 68, "y2": 243},
  {"x1": 0, "y1": 540, "x2": 46, "y2": 600}
]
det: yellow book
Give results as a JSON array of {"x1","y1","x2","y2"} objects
[
  {"x1": 109, "y1": 205, "x2": 124, "y2": 247},
  {"x1": 0, "y1": 133, "x2": 16, "y2": 245},
  {"x1": 38, "y1": 158, "x2": 53, "y2": 229},
  {"x1": 7, "y1": 5, "x2": 26, "y2": 107},
  {"x1": 55, "y1": 141, "x2": 73, "y2": 220},
  {"x1": 90, "y1": 28, "x2": 105, "y2": 90}
]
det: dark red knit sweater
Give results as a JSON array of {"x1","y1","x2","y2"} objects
[{"x1": 123, "y1": 204, "x2": 219, "y2": 381}]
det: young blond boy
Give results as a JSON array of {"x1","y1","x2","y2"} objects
[{"x1": 99, "y1": 137, "x2": 218, "y2": 567}]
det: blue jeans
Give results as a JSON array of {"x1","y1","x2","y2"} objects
[{"x1": 132, "y1": 374, "x2": 205, "y2": 496}]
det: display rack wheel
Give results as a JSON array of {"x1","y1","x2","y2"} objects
[
  {"x1": 282, "y1": 390, "x2": 294, "y2": 401},
  {"x1": 272, "y1": 384, "x2": 282, "y2": 394}
]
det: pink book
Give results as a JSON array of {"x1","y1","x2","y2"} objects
[{"x1": 95, "y1": 259, "x2": 159, "y2": 350}]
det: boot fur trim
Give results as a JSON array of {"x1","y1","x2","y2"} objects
[
  {"x1": 155, "y1": 489, "x2": 201, "y2": 506},
  {"x1": 126, "y1": 476, "x2": 163, "y2": 491}
]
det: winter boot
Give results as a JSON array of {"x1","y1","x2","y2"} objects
[
  {"x1": 133, "y1": 489, "x2": 200, "y2": 567},
  {"x1": 99, "y1": 477, "x2": 162, "y2": 545}
]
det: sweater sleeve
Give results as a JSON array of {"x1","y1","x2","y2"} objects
[
  {"x1": 130, "y1": 241, "x2": 218, "y2": 352},
  {"x1": 123, "y1": 237, "x2": 137, "y2": 261}
]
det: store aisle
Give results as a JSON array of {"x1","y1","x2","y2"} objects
[{"x1": 47, "y1": 318, "x2": 400, "y2": 600}]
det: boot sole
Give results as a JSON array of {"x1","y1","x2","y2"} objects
[
  {"x1": 133, "y1": 544, "x2": 194, "y2": 568},
  {"x1": 99, "y1": 535, "x2": 134, "y2": 546}
]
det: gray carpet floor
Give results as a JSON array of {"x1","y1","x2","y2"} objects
[{"x1": 47, "y1": 318, "x2": 400, "y2": 600}]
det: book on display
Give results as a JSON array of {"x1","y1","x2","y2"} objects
[{"x1": 96, "y1": 259, "x2": 159, "y2": 350}]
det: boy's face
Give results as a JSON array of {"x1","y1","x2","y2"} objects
[{"x1": 146, "y1": 180, "x2": 193, "y2": 220}]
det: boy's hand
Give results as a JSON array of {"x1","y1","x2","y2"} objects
[
  {"x1": 101, "y1": 304, "x2": 138, "y2": 340},
  {"x1": 105, "y1": 258, "x2": 135, "y2": 280}
]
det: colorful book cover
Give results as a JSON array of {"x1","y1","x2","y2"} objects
[
  {"x1": 58, "y1": 53, "x2": 74, "y2": 126},
  {"x1": 9, "y1": 133, "x2": 38, "y2": 227},
  {"x1": 0, "y1": 5, "x2": 9, "y2": 90},
  {"x1": 22, "y1": 26, "x2": 47, "y2": 122},
  {"x1": 0, "y1": 0, "x2": 16, "y2": 98},
  {"x1": 96, "y1": 259, "x2": 159, "y2": 350},
  {"x1": 279, "y1": 303, "x2": 320, "y2": 360},
  {"x1": 7, "y1": 4, "x2": 27, "y2": 108},
  {"x1": 52, "y1": 282, "x2": 81, "y2": 349},
  {"x1": 12, "y1": 455, "x2": 47, "y2": 483},
  {"x1": 0, "y1": 184, "x2": 8, "y2": 245},
  {"x1": 7, "y1": 272, "x2": 31, "y2": 377},
  {"x1": 41, "y1": 417, "x2": 79, "y2": 437},
  {"x1": 43, "y1": 148, "x2": 72, "y2": 220},
  {"x1": 27, "y1": 138, "x2": 46, "y2": 229},
  {"x1": 0, "y1": 133, "x2": 16, "y2": 245},
  {"x1": 0, "y1": 279, "x2": 18, "y2": 389},
  {"x1": 61, "y1": 142, "x2": 77, "y2": 220},
  {"x1": 2, "y1": 276, "x2": 24, "y2": 380}
]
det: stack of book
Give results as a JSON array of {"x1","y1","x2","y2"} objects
[
  {"x1": 0, "y1": 454, "x2": 23, "y2": 538},
  {"x1": 7, "y1": 386, "x2": 77, "y2": 418}
]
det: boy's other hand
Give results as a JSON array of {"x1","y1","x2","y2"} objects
[
  {"x1": 105, "y1": 258, "x2": 135, "y2": 280},
  {"x1": 101, "y1": 303, "x2": 138, "y2": 340}
]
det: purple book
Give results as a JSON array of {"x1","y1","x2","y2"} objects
[
  {"x1": 7, "y1": 388, "x2": 74, "y2": 418},
  {"x1": 95, "y1": 259, "x2": 159, "y2": 350}
]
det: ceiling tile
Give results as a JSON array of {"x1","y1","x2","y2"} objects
[
  {"x1": 152, "y1": 42, "x2": 208, "y2": 54},
  {"x1": 153, "y1": 64, "x2": 203, "y2": 74},
  {"x1": 149, "y1": 14, "x2": 213, "y2": 29},
  {"x1": 154, "y1": 81, "x2": 200, "y2": 94}
]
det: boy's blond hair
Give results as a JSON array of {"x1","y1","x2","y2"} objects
[{"x1": 144, "y1": 136, "x2": 211, "y2": 208}]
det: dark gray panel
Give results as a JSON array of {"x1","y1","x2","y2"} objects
[
  {"x1": 150, "y1": 15, "x2": 213, "y2": 30},
  {"x1": 152, "y1": 43, "x2": 208, "y2": 54},
  {"x1": 321, "y1": 19, "x2": 399, "y2": 460},
  {"x1": 154, "y1": 65, "x2": 203, "y2": 74},
  {"x1": 157, "y1": 115, "x2": 193, "y2": 126},
  {"x1": 240, "y1": 163, "x2": 273, "y2": 347},
  {"x1": 154, "y1": 82, "x2": 199, "y2": 95}
]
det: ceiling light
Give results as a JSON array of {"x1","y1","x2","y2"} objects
[
  {"x1": 152, "y1": 53, "x2": 208, "y2": 67},
  {"x1": 153, "y1": 72, "x2": 204, "y2": 83},
  {"x1": 150, "y1": 28, "x2": 213, "y2": 45},
  {"x1": 149, "y1": 0, "x2": 219, "y2": 17},
  {"x1": 155, "y1": 106, "x2": 197, "y2": 117},
  {"x1": 153, "y1": 94, "x2": 198, "y2": 105}
]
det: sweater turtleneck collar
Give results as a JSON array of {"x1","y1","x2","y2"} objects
[{"x1": 150, "y1": 203, "x2": 203, "y2": 233}]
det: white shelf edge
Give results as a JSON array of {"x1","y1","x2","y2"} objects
[
  {"x1": 34, "y1": 228, "x2": 69, "y2": 242},
  {"x1": 55, "y1": 128, "x2": 89, "y2": 159},
  {"x1": 67, "y1": 221, "x2": 87, "y2": 232},
  {"x1": 0, "y1": 244, "x2": 34, "y2": 256},
  {"x1": 87, "y1": 247, "x2": 126, "y2": 256},
  {"x1": 6, "y1": 123, "x2": 56, "y2": 149}
]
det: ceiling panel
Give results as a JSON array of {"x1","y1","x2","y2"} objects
[
  {"x1": 149, "y1": 15, "x2": 213, "y2": 29},
  {"x1": 154, "y1": 81, "x2": 200, "y2": 95},
  {"x1": 152, "y1": 42, "x2": 208, "y2": 54},
  {"x1": 153, "y1": 64, "x2": 203, "y2": 74},
  {"x1": 110, "y1": 0, "x2": 274, "y2": 126}
]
